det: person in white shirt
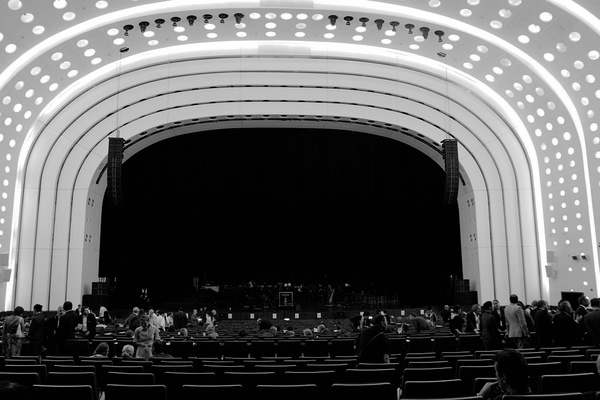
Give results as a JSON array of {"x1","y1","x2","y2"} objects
[{"x1": 155, "y1": 309, "x2": 166, "y2": 331}]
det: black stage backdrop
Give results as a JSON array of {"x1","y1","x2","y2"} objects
[{"x1": 99, "y1": 128, "x2": 462, "y2": 307}]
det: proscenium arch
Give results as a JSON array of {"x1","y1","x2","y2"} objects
[{"x1": 11, "y1": 43, "x2": 545, "y2": 310}]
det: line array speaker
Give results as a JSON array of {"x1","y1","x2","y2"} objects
[
  {"x1": 443, "y1": 139, "x2": 459, "y2": 204},
  {"x1": 108, "y1": 137, "x2": 125, "y2": 206}
]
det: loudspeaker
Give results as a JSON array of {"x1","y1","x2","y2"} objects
[
  {"x1": 544, "y1": 265, "x2": 555, "y2": 278},
  {"x1": 1, "y1": 268, "x2": 12, "y2": 282},
  {"x1": 108, "y1": 137, "x2": 124, "y2": 205},
  {"x1": 442, "y1": 139, "x2": 459, "y2": 204}
]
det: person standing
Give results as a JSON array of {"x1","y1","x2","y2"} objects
[
  {"x1": 504, "y1": 294, "x2": 530, "y2": 349},
  {"x1": 124, "y1": 306, "x2": 141, "y2": 335},
  {"x1": 533, "y1": 300, "x2": 553, "y2": 349},
  {"x1": 449, "y1": 305, "x2": 465, "y2": 336},
  {"x1": 173, "y1": 307, "x2": 188, "y2": 336},
  {"x1": 553, "y1": 300, "x2": 580, "y2": 348},
  {"x1": 45, "y1": 305, "x2": 63, "y2": 355},
  {"x1": 584, "y1": 297, "x2": 600, "y2": 346},
  {"x1": 133, "y1": 315, "x2": 160, "y2": 360},
  {"x1": 2, "y1": 306, "x2": 26, "y2": 358},
  {"x1": 466, "y1": 304, "x2": 481, "y2": 333},
  {"x1": 480, "y1": 301, "x2": 503, "y2": 350},
  {"x1": 492, "y1": 299, "x2": 506, "y2": 331},
  {"x1": 28, "y1": 304, "x2": 46, "y2": 356},
  {"x1": 355, "y1": 314, "x2": 391, "y2": 363},
  {"x1": 56, "y1": 301, "x2": 79, "y2": 355}
]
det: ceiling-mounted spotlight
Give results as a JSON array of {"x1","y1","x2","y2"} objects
[
  {"x1": 120, "y1": 47, "x2": 129, "y2": 54},
  {"x1": 203, "y1": 14, "x2": 212, "y2": 24},
  {"x1": 218, "y1": 13, "x2": 228, "y2": 23},
  {"x1": 171, "y1": 16, "x2": 181, "y2": 26},
  {"x1": 359, "y1": 17, "x2": 369, "y2": 27},
  {"x1": 139, "y1": 21, "x2": 149, "y2": 33},
  {"x1": 123, "y1": 24, "x2": 134, "y2": 36},
  {"x1": 420, "y1": 26, "x2": 430, "y2": 39},
  {"x1": 155, "y1": 18, "x2": 165, "y2": 28},
  {"x1": 405, "y1": 23, "x2": 414, "y2": 34},
  {"x1": 389, "y1": 21, "x2": 399, "y2": 32},
  {"x1": 328, "y1": 15, "x2": 338, "y2": 26},
  {"x1": 187, "y1": 15, "x2": 197, "y2": 26},
  {"x1": 374, "y1": 19, "x2": 384, "y2": 30},
  {"x1": 435, "y1": 30, "x2": 445, "y2": 42},
  {"x1": 234, "y1": 13, "x2": 244, "y2": 24},
  {"x1": 343, "y1": 16, "x2": 353, "y2": 26}
]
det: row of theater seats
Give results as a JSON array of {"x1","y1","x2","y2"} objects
[{"x1": 1, "y1": 345, "x2": 600, "y2": 399}]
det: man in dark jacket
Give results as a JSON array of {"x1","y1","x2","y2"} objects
[
  {"x1": 28, "y1": 303, "x2": 46, "y2": 356},
  {"x1": 56, "y1": 301, "x2": 79, "y2": 355},
  {"x1": 355, "y1": 314, "x2": 391, "y2": 363},
  {"x1": 76, "y1": 305, "x2": 97, "y2": 340},
  {"x1": 480, "y1": 301, "x2": 503, "y2": 350}
]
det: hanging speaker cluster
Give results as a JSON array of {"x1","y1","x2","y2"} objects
[
  {"x1": 108, "y1": 137, "x2": 125, "y2": 206},
  {"x1": 442, "y1": 139, "x2": 459, "y2": 204}
]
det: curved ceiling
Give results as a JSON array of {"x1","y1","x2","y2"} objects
[{"x1": 1, "y1": 0, "x2": 599, "y2": 308}]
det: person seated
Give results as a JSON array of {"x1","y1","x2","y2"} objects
[
  {"x1": 284, "y1": 326, "x2": 295, "y2": 336},
  {"x1": 478, "y1": 349, "x2": 531, "y2": 399},
  {"x1": 302, "y1": 328, "x2": 313, "y2": 336},
  {"x1": 205, "y1": 324, "x2": 219, "y2": 339},
  {"x1": 121, "y1": 344, "x2": 135, "y2": 359},
  {"x1": 91, "y1": 341, "x2": 110, "y2": 358}
]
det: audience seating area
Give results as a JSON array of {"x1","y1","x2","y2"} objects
[{"x1": 1, "y1": 326, "x2": 600, "y2": 400}]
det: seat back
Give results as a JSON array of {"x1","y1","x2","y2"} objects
[
  {"x1": 2, "y1": 364, "x2": 48, "y2": 384},
  {"x1": 162, "y1": 371, "x2": 217, "y2": 397},
  {"x1": 47, "y1": 371, "x2": 98, "y2": 400},
  {"x1": 457, "y1": 365, "x2": 496, "y2": 395},
  {"x1": 527, "y1": 362, "x2": 564, "y2": 394},
  {"x1": 105, "y1": 384, "x2": 167, "y2": 400},
  {"x1": 277, "y1": 340, "x2": 302, "y2": 358},
  {"x1": 180, "y1": 384, "x2": 245, "y2": 396},
  {"x1": 401, "y1": 367, "x2": 454, "y2": 390},
  {"x1": 330, "y1": 339, "x2": 356, "y2": 357},
  {"x1": 106, "y1": 371, "x2": 155, "y2": 385},
  {"x1": 0, "y1": 371, "x2": 40, "y2": 387},
  {"x1": 503, "y1": 394, "x2": 583, "y2": 399},
  {"x1": 32, "y1": 384, "x2": 95, "y2": 400},
  {"x1": 150, "y1": 364, "x2": 195, "y2": 384},
  {"x1": 331, "y1": 382, "x2": 397, "y2": 400},
  {"x1": 192, "y1": 340, "x2": 222, "y2": 358},
  {"x1": 537, "y1": 372, "x2": 600, "y2": 395},
  {"x1": 302, "y1": 339, "x2": 330, "y2": 358},
  {"x1": 402, "y1": 378, "x2": 465, "y2": 399},
  {"x1": 283, "y1": 370, "x2": 337, "y2": 389},
  {"x1": 255, "y1": 384, "x2": 319, "y2": 400}
]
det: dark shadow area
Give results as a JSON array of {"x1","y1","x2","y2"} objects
[{"x1": 99, "y1": 128, "x2": 462, "y2": 308}]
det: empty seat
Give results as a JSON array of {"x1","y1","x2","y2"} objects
[
  {"x1": 330, "y1": 339, "x2": 356, "y2": 357},
  {"x1": 32, "y1": 384, "x2": 95, "y2": 400},
  {"x1": 457, "y1": 365, "x2": 496, "y2": 395},
  {"x1": 162, "y1": 372, "x2": 217, "y2": 397},
  {"x1": 255, "y1": 384, "x2": 320, "y2": 400},
  {"x1": 192, "y1": 340, "x2": 222, "y2": 358},
  {"x1": 331, "y1": 382, "x2": 397, "y2": 400},
  {"x1": 105, "y1": 372, "x2": 155, "y2": 385},
  {"x1": 568, "y1": 360, "x2": 599, "y2": 374},
  {"x1": 222, "y1": 340, "x2": 250, "y2": 358},
  {"x1": 401, "y1": 367, "x2": 454, "y2": 390},
  {"x1": 345, "y1": 367, "x2": 401, "y2": 388},
  {"x1": 105, "y1": 384, "x2": 167, "y2": 400},
  {"x1": 402, "y1": 378, "x2": 465, "y2": 399},
  {"x1": 537, "y1": 372, "x2": 600, "y2": 395},
  {"x1": 277, "y1": 340, "x2": 303, "y2": 358},
  {"x1": 457, "y1": 334, "x2": 483, "y2": 353},
  {"x1": 47, "y1": 371, "x2": 98, "y2": 400},
  {"x1": 504, "y1": 394, "x2": 583, "y2": 399},
  {"x1": 527, "y1": 362, "x2": 564, "y2": 394},
  {"x1": 407, "y1": 336, "x2": 435, "y2": 353},
  {"x1": 250, "y1": 340, "x2": 277, "y2": 359},
  {"x1": 180, "y1": 384, "x2": 245, "y2": 396},
  {"x1": 0, "y1": 371, "x2": 41, "y2": 387},
  {"x1": 303, "y1": 339, "x2": 330, "y2": 358},
  {"x1": 283, "y1": 370, "x2": 337, "y2": 389},
  {"x1": 150, "y1": 364, "x2": 194, "y2": 384},
  {"x1": 166, "y1": 340, "x2": 194, "y2": 359},
  {"x1": 2, "y1": 364, "x2": 48, "y2": 384}
]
